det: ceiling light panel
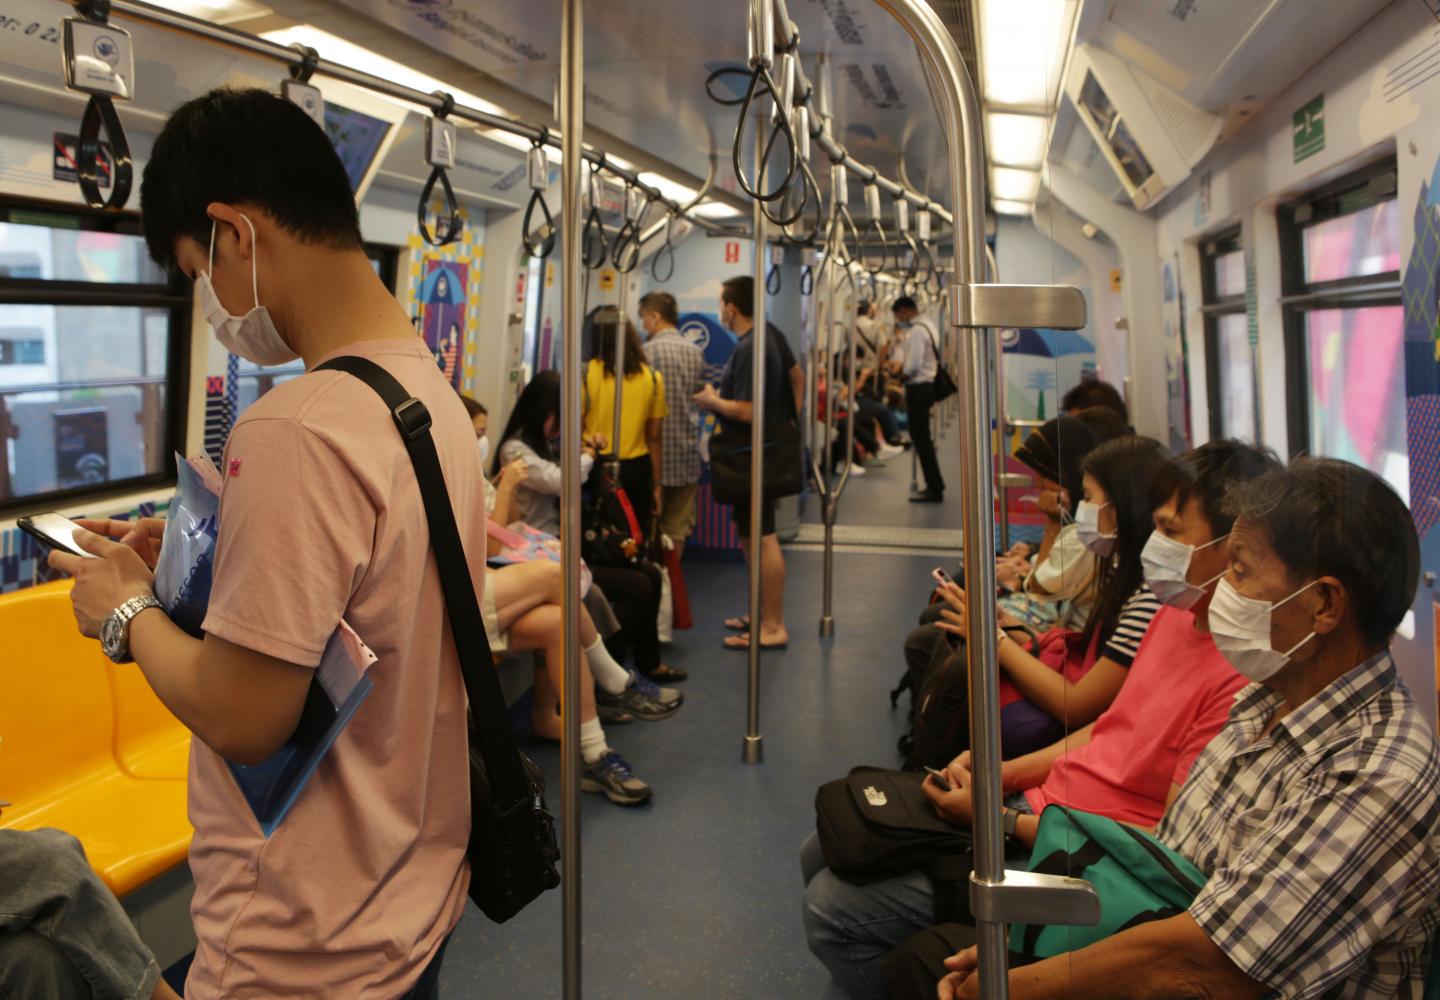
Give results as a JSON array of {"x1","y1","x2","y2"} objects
[
  {"x1": 986, "y1": 112, "x2": 1048, "y2": 169},
  {"x1": 978, "y1": 0, "x2": 1079, "y2": 111},
  {"x1": 990, "y1": 167, "x2": 1041, "y2": 203},
  {"x1": 992, "y1": 199, "x2": 1035, "y2": 217}
]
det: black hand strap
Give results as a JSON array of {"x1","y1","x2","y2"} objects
[{"x1": 315, "y1": 356, "x2": 530, "y2": 812}]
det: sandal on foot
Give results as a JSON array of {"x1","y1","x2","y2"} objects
[
  {"x1": 645, "y1": 664, "x2": 689, "y2": 683},
  {"x1": 723, "y1": 632, "x2": 789, "y2": 651},
  {"x1": 724, "y1": 615, "x2": 750, "y2": 631}
]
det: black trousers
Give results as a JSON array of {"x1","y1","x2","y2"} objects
[
  {"x1": 590, "y1": 562, "x2": 663, "y2": 675},
  {"x1": 905, "y1": 381, "x2": 944, "y2": 495}
]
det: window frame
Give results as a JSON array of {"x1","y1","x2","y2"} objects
[
  {"x1": 365, "y1": 242, "x2": 400, "y2": 295},
  {"x1": 1199, "y1": 226, "x2": 1249, "y2": 441},
  {"x1": 0, "y1": 196, "x2": 192, "y2": 516},
  {"x1": 1277, "y1": 158, "x2": 1401, "y2": 459}
]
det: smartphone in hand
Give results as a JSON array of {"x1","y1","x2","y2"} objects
[
  {"x1": 923, "y1": 765, "x2": 953, "y2": 792},
  {"x1": 931, "y1": 566, "x2": 954, "y2": 588},
  {"x1": 17, "y1": 513, "x2": 97, "y2": 559}
]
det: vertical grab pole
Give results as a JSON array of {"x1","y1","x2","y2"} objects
[
  {"x1": 558, "y1": 0, "x2": 584, "y2": 996},
  {"x1": 871, "y1": 2, "x2": 1003, "y2": 995},
  {"x1": 610, "y1": 272, "x2": 628, "y2": 477},
  {"x1": 743, "y1": 100, "x2": 767, "y2": 765},
  {"x1": 818, "y1": 245, "x2": 837, "y2": 637},
  {"x1": 987, "y1": 246, "x2": 1011, "y2": 554}
]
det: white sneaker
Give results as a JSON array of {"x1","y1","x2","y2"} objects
[
  {"x1": 848, "y1": 462, "x2": 867, "y2": 477},
  {"x1": 878, "y1": 444, "x2": 903, "y2": 460}
]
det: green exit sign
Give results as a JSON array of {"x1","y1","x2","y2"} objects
[{"x1": 1293, "y1": 94, "x2": 1325, "y2": 163}]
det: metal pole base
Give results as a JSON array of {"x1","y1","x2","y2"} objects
[
  {"x1": 819, "y1": 616, "x2": 835, "y2": 636},
  {"x1": 742, "y1": 735, "x2": 764, "y2": 764}
]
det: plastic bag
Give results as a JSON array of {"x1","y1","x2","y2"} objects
[{"x1": 153, "y1": 453, "x2": 223, "y2": 638}]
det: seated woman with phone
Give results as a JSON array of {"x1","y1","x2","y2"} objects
[{"x1": 934, "y1": 435, "x2": 1169, "y2": 756}]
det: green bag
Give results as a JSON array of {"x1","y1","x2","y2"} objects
[{"x1": 1011, "y1": 805, "x2": 1206, "y2": 960}]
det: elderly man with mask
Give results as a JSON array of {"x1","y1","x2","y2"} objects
[{"x1": 919, "y1": 457, "x2": 1440, "y2": 1000}]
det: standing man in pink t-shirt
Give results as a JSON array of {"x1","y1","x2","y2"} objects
[
  {"x1": 49, "y1": 90, "x2": 472, "y2": 999},
  {"x1": 801, "y1": 439, "x2": 1281, "y2": 1000}
]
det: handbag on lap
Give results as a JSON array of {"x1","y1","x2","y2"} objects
[{"x1": 318, "y1": 356, "x2": 560, "y2": 924}]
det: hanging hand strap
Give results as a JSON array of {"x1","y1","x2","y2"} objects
[
  {"x1": 66, "y1": 0, "x2": 134, "y2": 211},
  {"x1": 419, "y1": 93, "x2": 463, "y2": 247},
  {"x1": 315, "y1": 357, "x2": 531, "y2": 815},
  {"x1": 521, "y1": 131, "x2": 555, "y2": 259}
]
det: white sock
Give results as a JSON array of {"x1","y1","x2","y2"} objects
[
  {"x1": 580, "y1": 718, "x2": 609, "y2": 764},
  {"x1": 585, "y1": 636, "x2": 632, "y2": 695}
]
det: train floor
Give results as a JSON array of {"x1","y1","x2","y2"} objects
[{"x1": 438, "y1": 425, "x2": 966, "y2": 998}]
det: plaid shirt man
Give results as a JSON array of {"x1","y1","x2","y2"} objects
[
  {"x1": 1156, "y1": 651, "x2": 1440, "y2": 999},
  {"x1": 643, "y1": 327, "x2": 705, "y2": 487}
]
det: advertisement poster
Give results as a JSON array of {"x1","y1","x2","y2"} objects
[{"x1": 418, "y1": 260, "x2": 469, "y2": 390}]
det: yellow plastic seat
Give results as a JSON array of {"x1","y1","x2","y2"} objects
[{"x1": 0, "y1": 581, "x2": 191, "y2": 896}]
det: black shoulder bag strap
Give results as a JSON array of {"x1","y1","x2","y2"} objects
[{"x1": 315, "y1": 356, "x2": 529, "y2": 813}]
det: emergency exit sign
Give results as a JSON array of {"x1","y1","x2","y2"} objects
[{"x1": 1293, "y1": 94, "x2": 1325, "y2": 163}]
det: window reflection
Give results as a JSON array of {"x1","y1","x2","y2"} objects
[
  {"x1": 1302, "y1": 200, "x2": 1401, "y2": 284},
  {"x1": 1214, "y1": 313, "x2": 1255, "y2": 441}
]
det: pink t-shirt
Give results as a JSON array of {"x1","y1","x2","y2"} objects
[
  {"x1": 188, "y1": 339, "x2": 478, "y2": 999},
  {"x1": 1025, "y1": 606, "x2": 1246, "y2": 827}
]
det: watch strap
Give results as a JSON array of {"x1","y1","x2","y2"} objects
[{"x1": 106, "y1": 594, "x2": 160, "y2": 663}]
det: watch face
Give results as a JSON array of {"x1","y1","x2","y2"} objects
[{"x1": 101, "y1": 610, "x2": 123, "y2": 659}]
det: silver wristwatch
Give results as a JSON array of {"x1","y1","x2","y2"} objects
[{"x1": 100, "y1": 594, "x2": 162, "y2": 664}]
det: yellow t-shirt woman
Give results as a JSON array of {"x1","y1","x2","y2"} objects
[{"x1": 583, "y1": 358, "x2": 669, "y2": 461}]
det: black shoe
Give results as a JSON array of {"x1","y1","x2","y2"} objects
[{"x1": 909, "y1": 491, "x2": 944, "y2": 504}]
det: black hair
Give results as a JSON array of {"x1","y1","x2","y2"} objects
[
  {"x1": 1225, "y1": 458, "x2": 1419, "y2": 646},
  {"x1": 722, "y1": 275, "x2": 754, "y2": 318},
  {"x1": 892, "y1": 295, "x2": 918, "y2": 313},
  {"x1": 1151, "y1": 438, "x2": 1282, "y2": 539},
  {"x1": 639, "y1": 291, "x2": 679, "y2": 326},
  {"x1": 1062, "y1": 379, "x2": 1129, "y2": 425},
  {"x1": 1073, "y1": 405, "x2": 1130, "y2": 443},
  {"x1": 1013, "y1": 415, "x2": 1098, "y2": 517},
  {"x1": 589, "y1": 307, "x2": 647, "y2": 378},
  {"x1": 494, "y1": 369, "x2": 560, "y2": 475},
  {"x1": 459, "y1": 395, "x2": 486, "y2": 420},
  {"x1": 141, "y1": 88, "x2": 363, "y2": 268},
  {"x1": 1079, "y1": 435, "x2": 1169, "y2": 651},
  {"x1": 857, "y1": 302, "x2": 871, "y2": 317}
]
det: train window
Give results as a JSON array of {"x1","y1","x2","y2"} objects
[
  {"x1": 0, "y1": 202, "x2": 188, "y2": 514},
  {"x1": 1199, "y1": 228, "x2": 1255, "y2": 441},
  {"x1": 1279, "y1": 159, "x2": 1406, "y2": 497}
]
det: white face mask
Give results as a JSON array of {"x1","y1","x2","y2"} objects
[
  {"x1": 476, "y1": 434, "x2": 490, "y2": 464},
  {"x1": 1209, "y1": 577, "x2": 1318, "y2": 682},
  {"x1": 1074, "y1": 500, "x2": 1116, "y2": 557},
  {"x1": 1142, "y1": 530, "x2": 1228, "y2": 609},
  {"x1": 196, "y1": 215, "x2": 297, "y2": 366}
]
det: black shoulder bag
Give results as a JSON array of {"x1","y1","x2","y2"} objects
[
  {"x1": 708, "y1": 336, "x2": 804, "y2": 505},
  {"x1": 317, "y1": 357, "x2": 560, "y2": 924},
  {"x1": 922, "y1": 320, "x2": 959, "y2": 402}
]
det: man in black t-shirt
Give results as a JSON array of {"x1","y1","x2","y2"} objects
[{"x1": 694, "y1": 275, "x2": 802, "y2": 650}]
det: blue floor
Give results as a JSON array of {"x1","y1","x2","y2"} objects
[{"x1": 438, "y1": 431, "x2": 963, "y2": 997}]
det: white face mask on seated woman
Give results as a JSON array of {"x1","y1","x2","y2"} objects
[{"x1": 1074, "y1": 500, "x2": 1116, "y2": 557}]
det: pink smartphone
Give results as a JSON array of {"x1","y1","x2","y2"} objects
[{"x1": 931, "y1": 566, "x2": 954, "y2": 587}]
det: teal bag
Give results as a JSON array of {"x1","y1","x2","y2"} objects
[{"x1": 1011, "y1": 805, "x2": 1206, "y2": 959}]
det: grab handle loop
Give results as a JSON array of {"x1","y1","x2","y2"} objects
[
  {"x1": 766, "y1": 245, "x2": 784, "y2": 295},
  {"x1": 863, "y1": 181, "x2": 887, "y2": 275},
  {"x1": 418, "y1": 92, "x2": 462, "y2": 246},
  {"x1": 651, "y1": 211, "x2": 678, "y2": 283},
  {"x1": 611, "y1": 186, "x2": 652, "y2": 273},
  {"x1": 799, "y1": 263, "x2": 814, "y2": 296},
  {"x1": 581, "y1": 161, "x2": 608, "y2": 270},
  {"x1": 64, "y1": 0, "x2": 134, "y2": 211},
  {"x1": 521, "y1": 136, "x2": 555, "y2": 259}
]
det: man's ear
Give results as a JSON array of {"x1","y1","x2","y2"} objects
[
  {"x1": 206, "y1": 203, "x2": 253, "y2": 262},
  {"x1": 1310, "y1": 576, "x2": 1348, "y2": 637}
]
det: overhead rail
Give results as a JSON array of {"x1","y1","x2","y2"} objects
[{"x1": 77, "y1": 0, "x2": 727, "y2": 237}]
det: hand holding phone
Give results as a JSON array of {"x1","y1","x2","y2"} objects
[
  {"x1": 923, "y1": 765, "x2": 953, "y2": 792},
  {"x1": 18, "y1": 514, "x2": 97, "y2": 559},
  {"x1": 931, "y1": 566, "x2": 954, "y2": 588}
]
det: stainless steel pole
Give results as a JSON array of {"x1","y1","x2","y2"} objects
[
  {"x1": 559, "y1": 1, "x2": 584, "y2": 995},
  {"x1": 743, "y1": 102, "x2": 766, "y2": 766},
  {"x1": 610, "y1": 274, "x2": 628, "y2": 476},
  {"x1": 818, "y1": 245, "x2": 837, "y2": 637},
  {"x1": 986, "y1": 246, "x2": 1012, "y2": 554}
]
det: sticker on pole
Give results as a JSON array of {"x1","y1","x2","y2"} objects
[
  {"x1": 62, "y1": 20, "x2": 134, "y2": 100},
  {"x1": 282, "y1": 81, "x2": 325, "y2": 128},
  {"x1": 426, "y1": 117, "x2": 457, "y2": 169},
  {"x1": 53, "y1": 132, "x2": 111, "y2": 187}
]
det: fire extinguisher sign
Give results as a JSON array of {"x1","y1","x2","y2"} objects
[{"x1": 724, "y1": 241, "x2": 740, "y2": 263}]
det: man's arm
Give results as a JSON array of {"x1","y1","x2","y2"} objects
[
  {"x1": 790, "y1": 363, "x2": 804, "y2": 416},
  {"x1": 939, "y1": 914, "x2": 1266, "y2": 1000},
  {"x1": 694, "y1": 383, "x2": 754, "y2": 423},
  {"x1": 49, "y1": 532, "x2": 313, "y2": 765},
  {"x1": 646, "y1": 417, "x2": 664, "y2": 506}
]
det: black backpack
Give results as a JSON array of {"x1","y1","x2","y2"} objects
[
  {"x1": 580, "y1": 462, "x2": 644, "y2": 567},
  {"x1": 902, "y1": 643, "x2": 973, "y2": 773},
  {"x1": 814, "y1": 767, "x2": 973, "y2": 885}
]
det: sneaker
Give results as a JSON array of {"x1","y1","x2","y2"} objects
[
  {"x1": 595, "y1": 700, "x2": 637, "y2": 724},
  {"x1": 864, "y1": 456, "x2": 885, "y2": 468},
  {"x1": 581, "y1": 750, "x2": 653, "y2": 806},
  {"x1": 595, "y1": 671, "x2": 683, "y2": 721},
  {"x1": 878, "y1": 443, "x2": 904, "y2": 460},
  {"x1": 848, "y1": 462, "x2": 867, "y2": 477}
]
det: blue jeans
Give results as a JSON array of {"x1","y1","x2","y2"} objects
[{"x1": 800, "y1": 797, "x2": 1035, "y2": 999}]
